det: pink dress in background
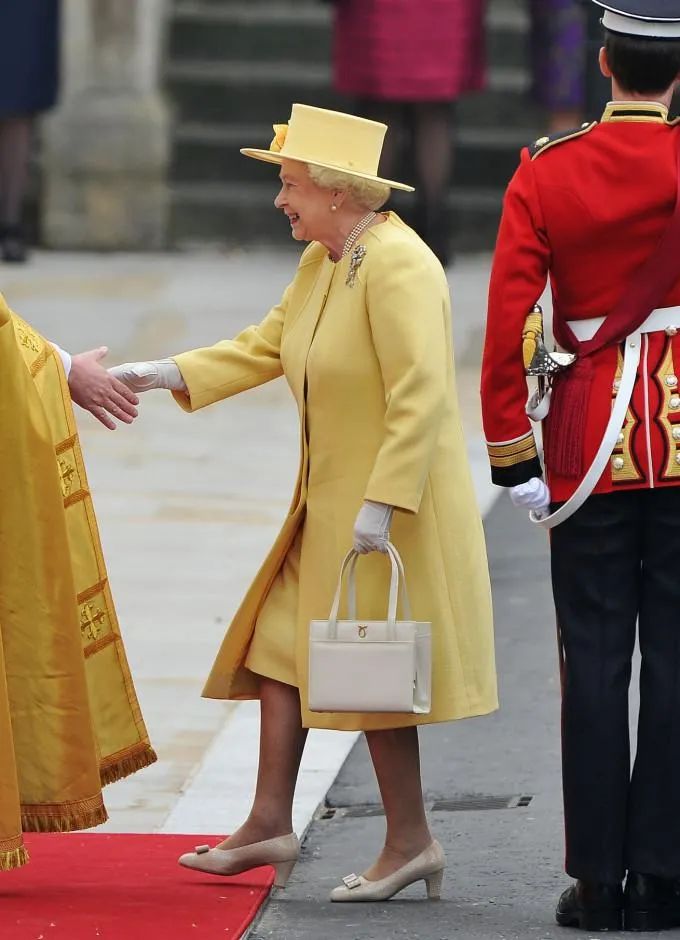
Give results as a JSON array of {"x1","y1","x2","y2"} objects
[{"x1": 332, "y1": 0, "x2": 487, "y2": 102}]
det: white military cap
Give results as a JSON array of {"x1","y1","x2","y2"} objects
[{"x1": 593, "y1": 1, "x2": 680, "y2": 37}]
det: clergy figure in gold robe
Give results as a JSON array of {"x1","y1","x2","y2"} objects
[{"x1": 0, "y1": 296, "x2": 155, "y2": 871}]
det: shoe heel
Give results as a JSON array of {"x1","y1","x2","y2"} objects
[
  {"x1": 624, "y1": 909, "x2": 668, "y2": 932},
  {"x1": 579, "y1": 908, "x2": 623, "y2": 932},
  {"x1": 425, "y1": 868, "x2": 444, "y2": 900},
  {"x1": 272, "y1": 858, "x2": 297, "y2": 889}
]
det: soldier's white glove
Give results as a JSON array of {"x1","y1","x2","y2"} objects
[
  {"x1": 510, "y1": 477, "x2": 551, "y2": 519},
  {"x1": 353, "y1": 500, "x2": 394, "y2": 554},
  {"x1": 108, "y1": 359, "x2": 186, "y2": 393}
]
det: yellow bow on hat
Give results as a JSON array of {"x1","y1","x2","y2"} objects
[{"x1": 270, "y1": 124, "x2": 288, "y2": 153}]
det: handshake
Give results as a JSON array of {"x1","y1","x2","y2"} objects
[{"x1": 65, "y1": 351, "x2": 185, "y2": 431}]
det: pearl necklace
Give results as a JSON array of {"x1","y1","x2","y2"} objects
[{"x1": 342, "y1": 211, "x2": 377, "y2": 258}]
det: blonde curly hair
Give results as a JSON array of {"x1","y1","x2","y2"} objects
[{"x1": 307, "y1": 165, "x2": 390, "y2": 211}]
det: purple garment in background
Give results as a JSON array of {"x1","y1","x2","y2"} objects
[{"x1": 530, "y1": 0, "x2": 586, "y2": 112}]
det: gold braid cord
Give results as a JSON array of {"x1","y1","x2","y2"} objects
[{"x1": 522, "y1": 312, "x2": 544, "y2": 371}]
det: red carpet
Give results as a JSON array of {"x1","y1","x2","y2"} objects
[{"x1": 0, "y1": 833, "x2": 275, "y2": 940}]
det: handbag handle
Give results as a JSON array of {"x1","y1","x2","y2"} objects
[
  {"x1": 347, "y1": 542, "x2": 413, "y2": 622},
  {"x1": 326, "y1": 542, "x2": 413, "y2": 640}
]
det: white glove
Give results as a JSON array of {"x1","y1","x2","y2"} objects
[
  {"x1": 510, "y1": 477, "x2": 551, "y2": 519},
  {"x1": 108, "y1": 358, "x2": 186, "y2": 393},
  {"x1": 353, "y1": 500, "x2": 394, "y2": 554}
]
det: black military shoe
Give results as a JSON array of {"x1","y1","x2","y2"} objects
[
  {"x1": 0, "y1": 225, "x2": 27, "y2": 263},
  {"x1": 624, "y1": 871, "x2": 680, "y2": 932},
  {"x1": 556, "y1": 880, "x2": 624, "y2": 931}
]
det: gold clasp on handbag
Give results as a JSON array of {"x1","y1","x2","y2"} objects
[
  {"x1": 358, "y1": 625, "x2": 368, "y2": 638},
  {"x1": 523, "y1": 304, "x2": 576, "y2": 376}
]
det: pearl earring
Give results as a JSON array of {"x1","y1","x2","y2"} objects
[{"x1": 331, "y1": 204, "x2": 337, "y2": 212}]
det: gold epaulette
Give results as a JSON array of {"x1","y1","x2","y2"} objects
[{"x1": 529, "y1": 122, "x2": 598, "y2": 161}]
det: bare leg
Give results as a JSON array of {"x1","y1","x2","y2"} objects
[
  {"x1": 216, "y1": 677, "x2": 308, "y2": 849},
  {"x1": 362, "y1": 726, "x2": 433, "y2": 881},
  {"x1": 0, "y1": 117, "x2": 32, "y2": 226}
]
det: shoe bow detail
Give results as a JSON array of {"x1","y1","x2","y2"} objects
[
  {"x1": 342, "y1": 874, "x2": 362, "y2": 889},
  {"x1": 195, "y1": 845, "x2": 210, "y2": 854}
]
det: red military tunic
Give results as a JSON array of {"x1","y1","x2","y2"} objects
[{"x1": 482, "y1": 100, "x2": 680, "y2": 503}]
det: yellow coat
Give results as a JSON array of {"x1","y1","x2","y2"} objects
[{"x1": 173, "y1": 213, "x2": 497, "y2": 731}]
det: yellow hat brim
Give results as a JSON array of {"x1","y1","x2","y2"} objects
[{"x1": 240, "y1": 148, "x2": 416, "y2": 193}]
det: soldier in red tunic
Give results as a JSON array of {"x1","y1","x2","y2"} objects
[{"x1": 481, "y1": 1, "x2": 680, "y2": 932}]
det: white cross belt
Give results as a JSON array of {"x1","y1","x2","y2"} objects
[{"x1": 533, "y1": 305, "x2": 680, "y2": 529}]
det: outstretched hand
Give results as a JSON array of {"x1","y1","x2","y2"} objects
[
  {"x1": 108, "y1": 359, "x2": 186, "y2": 393},
  {"x1": 68, "y1": 347, "x2": 139, "y2": 430}
]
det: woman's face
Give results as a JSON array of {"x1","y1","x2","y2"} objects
[{"x1": 274, "y1": 160, "x2": 334, "y2": 243}]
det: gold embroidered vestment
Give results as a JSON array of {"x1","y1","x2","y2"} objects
[{"x1": 0, "y1": 298, "x2": 156, "y2": 870}]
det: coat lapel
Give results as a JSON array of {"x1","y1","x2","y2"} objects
[{"x1": 283, "y1": 257, "x2": 339, "y2": 409}]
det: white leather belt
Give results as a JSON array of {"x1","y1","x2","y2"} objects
[{"x1": 533, "y1": 305, "x2": 680, "y2": 529}]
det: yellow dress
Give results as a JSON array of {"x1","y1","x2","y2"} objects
[
  {"x1": 244, "y1": 525, "x2": 302, "y2": 686},
  {"x1": 173, "y1": 212, "x2": 498, "y2": 731}
]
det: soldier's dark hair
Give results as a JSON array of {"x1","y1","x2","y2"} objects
[{"x1": 604, "y1": 31, "x2": 680, "y2": 95}]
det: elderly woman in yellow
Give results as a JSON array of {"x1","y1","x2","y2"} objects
[{"x1": 111, "y1": 104, "x2": 497, "y2": 902}]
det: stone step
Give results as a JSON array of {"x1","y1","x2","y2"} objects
[
  {"x1": 167, "y1": 0, "x2": 528, "y2": 70},
  {"x1": 164, "y1": 59, "x2": 534, "y2": 128},
  {"x1": 163, "y1": 0, "x2": 534, "y2": 251},
  {"x1": 171, "y1": 122, "x2": 530, "y2": 190},
  {"x1": 169, "y1": 181, "x2": 503, "y2": 252},
  {"x1": 168, "y1": 2, "x2": 332, "y2": 65}
]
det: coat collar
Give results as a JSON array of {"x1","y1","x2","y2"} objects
[{"x1": 601, "y1": 100, "x2": 670, "y2": 123}]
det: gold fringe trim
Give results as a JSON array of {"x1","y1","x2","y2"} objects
[
  {"x1": 0, "y1": 845, "x2": 29, "y2": 870},
  {"x1": 100, "y1": 744, "x2": 158, "y2": 787},
  {"x1": 21, "y1": 803, "x2": 108, "y2": 834}
]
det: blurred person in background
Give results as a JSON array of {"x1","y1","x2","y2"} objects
[
  {"x1": 329, "y1": 0, "x2": 486, "y2": 267},
  {"x1": 529, "y1": 0, "x2": 587, "y2": 131},
  {"x1": 0, "y1": 0, "x2": 60, "y2": 263}
]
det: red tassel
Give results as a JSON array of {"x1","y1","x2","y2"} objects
[{"x1": 544, "y1": 358, "x2": 594, "y2": 478}]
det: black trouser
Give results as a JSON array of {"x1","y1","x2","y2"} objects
[{"x1": 551, "y1": 489, "x2": 680, "y2": 884}]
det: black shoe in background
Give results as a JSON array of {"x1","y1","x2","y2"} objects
[
  {"x1": 624, "y1": 871, "x2": 680, "y2": 932},
  {"x1": 555, "y1": 880, "x2": 624, "y2": 931},
  {"x1": 0, "y1": 225, "x2": 27, "y2": 263}
]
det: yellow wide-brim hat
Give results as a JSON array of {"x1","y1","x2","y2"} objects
[{"x1": 240, "y1": 103, "x2": 415, "y2": 193}]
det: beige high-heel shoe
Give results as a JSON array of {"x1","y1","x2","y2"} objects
[
  {"x1": 330, "y1": 840, "x2": 446, "y2": 902},
  {"x1": 178, "y1": 833, "x2": 300, "y2": 888}
]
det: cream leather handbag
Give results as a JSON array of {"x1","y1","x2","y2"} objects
[{"x1": 308, "y1": 543, "x2": 432, "y2": 714}]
